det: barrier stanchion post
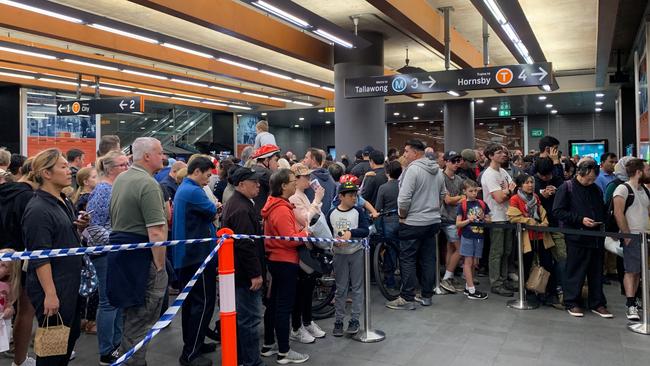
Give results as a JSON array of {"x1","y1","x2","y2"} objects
[
  {"x1": 217, "y1": 228, "x2": 238, "y2": 366},
  {"x1": 433, "y1": 234, "x2": 445, "y2": 295},
  {"x1": 354, "y1": 238, "x2": 385, "y2": 343},
  {"x1": 507, "y1": 223, "x2": 538, "y2": 310},
  {"x1": 629, "y1": 232, "x2": 650, "y2": 335}
]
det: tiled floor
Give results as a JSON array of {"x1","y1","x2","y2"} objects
[{"x1": 64, "y1": 281, "x2": 650, "y2": 366}]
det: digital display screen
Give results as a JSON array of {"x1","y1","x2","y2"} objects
[{"x1": 569, "y1": 140, "x2": 607, "y2": 164}]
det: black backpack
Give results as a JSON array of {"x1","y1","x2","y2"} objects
[{"x1": 605, "y1": 181, "x2": 650, "y2": 232}]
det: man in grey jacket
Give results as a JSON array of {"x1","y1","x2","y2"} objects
[{"x1": 386, "y1": 139, "x2": 447, "y2": 310}]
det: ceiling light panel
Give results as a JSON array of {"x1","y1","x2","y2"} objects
[
  {"x1": 313, "y1": 29, "x2": 353, "y2": 48},
  {"x1": 162, "y1": 43, "x2": 213, "y2": 58},
  {"x1": 217, "y1": 58, "x2": 258, "y2": 71},
  {"x1": 122, "y1": 69, "x2": 168, "y2": 80},
  {"x1": 0, "y1": 0, "x2": 83, "y2": 23},
  {"x1": 0, "y1": 45, "x2": 56, "y2": 59},
  {"x1": 62, "y1": 59, "x2": 118, "y2": 71},
  {"x1": 253, "y1": 1, "x2": 311, "y2": 28},
  {"x1": 89, "y1": 24, "x2": 158, "y2": 43}
]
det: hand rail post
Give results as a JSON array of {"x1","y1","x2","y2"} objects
[
  {"x1": 507, "y1": 223, "x2": 539, "y2": 310},
  {"x1": 354, "y1": 238, "x2": 386, "y2": 343}
]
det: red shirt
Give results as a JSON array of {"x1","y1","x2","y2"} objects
[{"x1": 509, "y1": 194, "x2": 544, "y2": 240}]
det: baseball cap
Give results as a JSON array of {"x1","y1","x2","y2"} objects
[
  {"x1": 443, "y1": 151, "x2": 461, "y2": 161},
  {"x1": 362, "y1": 145, "x2": 375, "y2": 155},
  {"x1": 290, "y1": 162, "x2": 313, "y2": 177},
  {"x1": 338, "y1": 181, "x2": 359, "y2": 194},
  {"x1": 355, "y1": 150, "x2": 363, "y2": 159},
  {"x1": 461, "y1": 149, "x2": 477, "y2": 165},
  {"x1": 229, "y1": 166, "x2": 262, "y2": 186}
]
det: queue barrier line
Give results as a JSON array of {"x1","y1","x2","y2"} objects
[
  {"x1": 112, "y1": 237, "x2": 225, "y2": 366},
  {"x1": 0, "y1": 238, "x2": 215, "y2": 262}
]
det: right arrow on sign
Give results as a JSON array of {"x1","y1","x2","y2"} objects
[
  {"x1": 423, "y1": 75, "x2": 437, "y2": 88},
  {"x1": 531, "y1": 67, "x2": 548, "y2": 81}
]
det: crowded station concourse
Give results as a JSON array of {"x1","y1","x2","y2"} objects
[{"x1": 0, "y1": 0, "x2": 649, "y2": 366}]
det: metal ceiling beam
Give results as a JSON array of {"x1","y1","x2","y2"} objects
[
  {"x1": 128, "y1": 0, "x2": 334, "y2": 69},
  {"x1": 0, "y1": 37, "x2": 286, "y2": 108},
  {"x1": 595, "y1": 0, "x2": 620, "y2": 87},
  {"x1": 0, "y1": 65, "x2": 229, "y2": 112},
  {"x1": 0, "y1": 2, "x2": 332, "y2": 100},
  {"x1": 367, "y1": 0, "x2": 484, "y2": 69},
  {"x1": 469, "y1": 0, "x2": 559, "y2": 91}
]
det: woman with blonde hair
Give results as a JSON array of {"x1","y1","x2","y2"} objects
[
  {"x1": 71, "y1": 166, "x2": 98, "y2": 212},
  {"x1": 22, "y1": 148, "x2": 86, "y2": 365},
  {"x1": 86, "y1": 150, "x2": 129, "y2": 365}
]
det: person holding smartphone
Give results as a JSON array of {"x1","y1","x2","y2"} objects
[{"x1": 553, "y1": 160, "x2": 610, "y2": 319}]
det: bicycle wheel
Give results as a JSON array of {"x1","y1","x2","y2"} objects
[
  {"x1": 312, "y1": 304, "x2": 335, "y2": 320},
  {"x1": 373, "y1": 241, "x2": 401, "y2": 301},
  {"x1": 311, "y1": 273, "x2": 335, "y2": 312}
]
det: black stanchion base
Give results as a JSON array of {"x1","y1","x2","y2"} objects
[
  {"x1": 353, "y1": 329, "x2": 386, "y2": 343},
  {"x1": 507, "y1": 299, "x2": 539, "y2": 310}
]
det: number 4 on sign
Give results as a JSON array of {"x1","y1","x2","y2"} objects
[{"x1": 518, "y1": 70, "x2": 527, "y2": 81}]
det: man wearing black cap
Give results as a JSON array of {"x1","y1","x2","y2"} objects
[
  {"x1": 457, "y1": 149, "x2": 478, "y2": 182},
  {"x1": 440, "y1": 151, "x2": 466, "y2": 293},
  {"x1": 220, "y1": 166, "x2": 267, "y2": 366},
  {"x1": 350, "y1": 146, "x2": 374, "y2": 179}
]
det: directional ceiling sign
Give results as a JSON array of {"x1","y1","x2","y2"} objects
[
  {"x1": 56, "y1": 96, "x2": 144, "y2": 116},
  {"x1": 345, "y1": 62, "x2": 553, "y2": 98}
]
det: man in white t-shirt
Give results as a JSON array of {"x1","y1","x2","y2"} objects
[
  {"x1": 613, "y1": 158, "x2": 650, "y2": 321},
  {"x1": 481, "y1": 143, "x2": 516, "y2": 297}
]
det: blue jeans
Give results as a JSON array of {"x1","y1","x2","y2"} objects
[
  {"x1": 398, "y1": 223, "x2": 440, "y2": 301},
  {"x1": 236, "y1": 286, "x2": 264, "y2": 366},
  {"x1": 93, "y1": 255, "x2": 123, "y2": 356}
]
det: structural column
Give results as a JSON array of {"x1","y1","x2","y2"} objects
[
  {"x1": 334, "y1": 31, "x2": 385, "y2": 158},
  {"x1": 443, "y1": 99, "x2": 475, "y2": 152}
]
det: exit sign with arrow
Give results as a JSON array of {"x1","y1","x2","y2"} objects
[{"x1": 57, "y1": 96, "x2": 144, "y2": 116}]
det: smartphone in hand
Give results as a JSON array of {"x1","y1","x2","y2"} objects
[{"x1": 309, "y1": 179, "x2": 321, "y2": 191}]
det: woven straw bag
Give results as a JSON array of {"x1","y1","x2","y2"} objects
[{"x1": 34, "y1": 313, "x2": 70, "y2": 357}]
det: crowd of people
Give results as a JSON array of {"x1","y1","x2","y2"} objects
[{"x1": 0, "y1": 120, "x2": 648, "y2": 366}]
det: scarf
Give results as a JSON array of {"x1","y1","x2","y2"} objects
[{"x1": 517, "y1": 190, "x2": 540, "y2": 221}]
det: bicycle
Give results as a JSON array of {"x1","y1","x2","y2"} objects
[{"x1": 369, "y1": 210, "x2": 402, "y2": 301}]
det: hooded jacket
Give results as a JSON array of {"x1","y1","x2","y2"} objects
[
  {"x1": 0, "y1": 182, "x2": 34, "y2": 250},
  {"x1": 398, "y1": 158, "x2": 446, "y2": 226},
  {"x1": 261, "y1": 195, "x2": 307, "y2": 264},
  {"x1": 306, "y1": 168, "x2": 336, "y2": 215}
]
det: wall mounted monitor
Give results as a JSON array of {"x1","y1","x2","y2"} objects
[{"x1": 568, "y1": 139, "x2": 608, "y2": 164}]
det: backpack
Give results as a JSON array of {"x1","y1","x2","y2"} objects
[
  {"x1": 605, "y1": 182, "x2": 649, "y2": 232},
  {"x1": 457, "y1": 198, "x2": 487, "y2": 237}
]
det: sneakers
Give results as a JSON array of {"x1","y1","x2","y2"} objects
[
  {"x1": 304, "y1": 321, "x2": 326, "y2": 338},
  {"x1": 385, "y1": 296, "x2": 416, "y2": 310},
  {"x1": 99, "y1": 348, "x2": 121, "y2": 366},
  {"x1": 567, "y1": 306, "x2": 584, "y2": 317},
  {"x1": 332, "y1": 321, "x2": 344, "y2": 337},
  {"x1": 12, "y1": 357, "x2": 36, "y2": 366},
  {"x1": 591, "y1": 306, "x2": 614, "y2": 318},
  {"x1": 490, "y1": 286, "x2": 514, "y2": 297},
  {"x1": 289, "y1": 326, "x2": 316, "y2": 344},
  {"x1": 508, "y1": 273, "x2": 519, "y2": 282},
  {"x1": 69, "y1": 351, "x2": 76, "y2": 361},
  {"x1": 179, "y1": 355, "x2": 212, "y2": 366},
  {"x1": 464, "y1": 289, "x2": 488, "y2": 300},
  {"x1": 627, "y1": 306, "x2": 641, "y2": 321},
  {"x1": 345, "y1": 319, "x2": 360, "y2": 335},
  {"x1": 277, "y1": 349, "x2": 309, "y2": 364},
  {"x1": 440, "y1": 278, "x2": 457, "y2": 293},
  {"x1": 414, "y1": 295, "x2": 432, "y2": 306},
  {"x1": 261, "y1": 343, "x2": 279, "y2": 357}
]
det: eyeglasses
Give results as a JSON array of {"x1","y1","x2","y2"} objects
[{"x1": 451, "y1": 158, "x2": 463, "y2": 164}]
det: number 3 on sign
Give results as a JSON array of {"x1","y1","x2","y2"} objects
[{"x1": 411, "y1": 78, "x2": 418, "y2": 89}]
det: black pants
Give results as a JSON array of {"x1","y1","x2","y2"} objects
[
  {"x1": 264, "y1": 261, "x2": 298, "y2": 354},
  {"x1": 34, "y1": 297, "x2": 82, "y2": 366},
  {"x1": 179, "y1": 260, "x2": 217, "y2": 361},
  {"x1": 564, "y1": 244, "x2": 606, "y2": 310},
  {"x1": 522, "y1": 240, "x2": 557, "y2": 296},
  {"x1": 292, "y1": 270, "x2": 316, "y2": 331}
]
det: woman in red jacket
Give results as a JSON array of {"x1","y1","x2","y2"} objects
[{"x1": 260, "y1": 168, "x2": 310, "y2": 364}]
